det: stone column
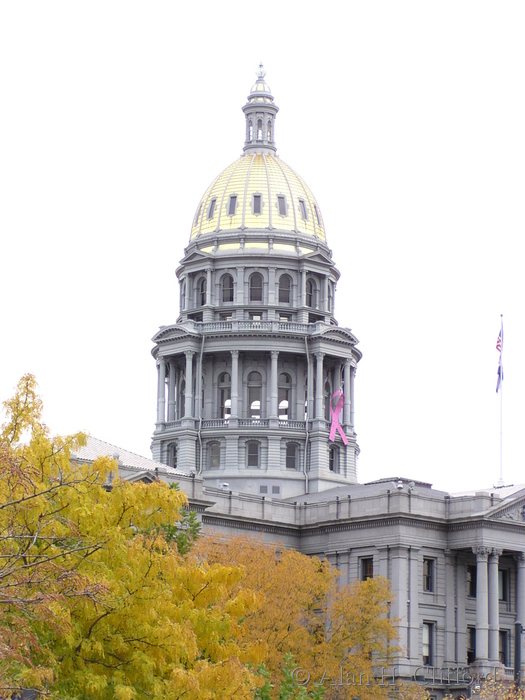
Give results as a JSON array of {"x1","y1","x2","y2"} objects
[
  {"x1": 444, "y1": 549, "x2": 457, "y2": 664},
  {"x1": 473, "y1": 547, "x2": 489, "y2": 662},
  {"x1": 517, "y1": 553, "x2": 525, "y2": 630},
  {"x1": 488, "y1": 549, "x2": 502, "y2": 662},
  {"x1": 349, "y1": 365, "x2": 356, "y2": 428},
  {"x1": 300, "y1": 269, "x2": 306, "y2": 307},
  {"x1": 268, "y1": 267, "x2": 275, "y2": 305},
  {"x1": 230, "y1": 350, "x2": 239, "y2": 420},
  {"x1": 343, "y1": 359, "x2": 351, "y2": 426},
  {"x1": 184, "y1": 351, "x2": 194, "y2": 418},
  {"x1": 195, "y1": 352, "x2": 202, "y2": 420},
  {"x1": 322, "y1": 276, "x2": 329, "y2": 312},
  {"x1": 236, "y1": 267, "x2": 244, "y2": 304},
  {"x1": 157, "y1": 356, "x2": 166, "y2": 423},
  {"x1": 206, "y1": 268, "x2": 212, "y2": 306},
  {"x1": 315, "y1": 352, "x2": 324, "y2": 420},
  {"x1": 270, "y1": 351, "x2": 279, "y2": 420},
  {"x1": 168, "y1": 362, "x2": 176, "y2": 421},
  {"x1": 306, "y1": 352, "x2": 314, "y2": 420},
  {"x1": 390, "y1": 546, "x2": 409, "y2": 670}
]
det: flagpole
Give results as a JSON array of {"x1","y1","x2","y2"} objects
[{"x1": 497, "y1": 314, "x2": 504, "y2": 487}]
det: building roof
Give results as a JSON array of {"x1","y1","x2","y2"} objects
[
  {"x1": 71, "y1": 436, "x2": 182, "y2": 476},
  {"x1": 190, "y1": 154, "x2": 326, "y2": 241}
]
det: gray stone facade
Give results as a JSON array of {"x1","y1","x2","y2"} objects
[{"x1": 136, "y1": 68, "x2": 525, "y2": 697}]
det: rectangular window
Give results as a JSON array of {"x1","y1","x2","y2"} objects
[
  {"x1": 422, "y1": 622, "x2": 434, "y2": 666},
  {"x1": 277, "y1": 195, "x2": 287, "y2": 216},
  {"x1": 259, "y1": 485, "x2": 268, "y2": 494},
  {"x1": 207, "y1": 198, "x2": 217, "y2": 220},
  {"x1": 498, "y1": 569, "x2": 508, "y2": 601},
  {"x1": 249, "y1": 313, "x2": 262, "y2": 321},
  {"x1": 299, "y1": 199, "x2": 308, "y2": 220},
  {"x1": 220, "y1": 313, "x2": 233, "y2": 321},
  {"x1": 423, "y1": 559, "x2": 435, "y2": 593},
  {"x1": 247, "y1": 442, "x2": 259, "y2": 467},
  {"x1": 253, "y1": 194, "x2": 262, "y2": 215},
  {"x1": 209, "y1": 443, "x2": 220, "y2": 469},
  {"x1": 361, "y1": 557, "x2": 373, "y2": 581},
  {"x1": 467, "y1": 626, "x2": 476, "y2": 664},
  {"x1": 499, "y1": 630, "x2": 509, "y2": 666},
  {"x1": 228, "y1": 195, "x2": 237, "y2": 216},
  {"x1": 272, "y1": 485, "x2": 280, "y2": 495},
  {"x1": 467, "y1": 565, "x2": 477, "y2": 598}
]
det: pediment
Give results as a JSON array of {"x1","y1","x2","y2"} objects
[
  {"x1": 302, "y1": 250, "x2": 334, "y2": 265},
  {"x1": 317, "y1": 326, "x2": 359, "y2": 345},
  {"x1": 487, "y1": 492, "x2": 525, "y2": 522},
  {"x1": 181, "y1": 249, "x2": 211, "y2": 264},
  {"x1": 126, "y1": 471, "x2": 157, "y2": 484},
  {"x1": 152, "y1": 324, "x2": 196, "y2": 343}
]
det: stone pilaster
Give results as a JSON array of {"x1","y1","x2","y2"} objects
[
  {"x1": 343, "y1": 359, "x2": 351, "y2": 426},
  {"x1": 473, "y1": 546, "x2": 490, "y2": 663},
  {"x1": 184, "y1": 351, "x2": 194, "y2": 418},
  {"x1": 230, "y1": 350, "x2": 239, "y2": 424},
  {"x1": 315, "y1": 352, "x2": 324, "y2": 420},
  {"x1": 488, "y1": 548, "x2": 502, "y2": 662},
  {"x1": 168, "y1": 362, "x2": 176, "y2": 421},
  {"x1": 157, "y1": 356, "x2": 166, "y2": 423},
  {"x1": 444, "y1": 549, "x2": 457, "y2": 664},
  {"x1": 270, "y1": 350, "x2": 279, "y2": 420}
]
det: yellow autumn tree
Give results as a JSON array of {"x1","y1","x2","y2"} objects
[
  {"x1": 192, "y1": 534, "x2": 400, "y2": 700},
  {"x1": 0, "y1": 375, "x2": 259, "y2": 699}
]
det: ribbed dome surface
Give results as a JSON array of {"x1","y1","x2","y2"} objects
[{"x1": 190, "y1": 154, "x2": 326, "y2": 241}]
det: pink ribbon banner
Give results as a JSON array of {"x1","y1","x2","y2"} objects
[{"x1": 329, "y1": 390, "x2": 348, "y2": 445}]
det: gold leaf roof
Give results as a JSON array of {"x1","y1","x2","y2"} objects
[{"x1": 190, "y1": 154, "x2": 326, "y2": 241}]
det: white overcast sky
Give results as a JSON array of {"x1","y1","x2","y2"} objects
[{"x1": 1, "y1": 1, "x2": 524, "y2": 494}]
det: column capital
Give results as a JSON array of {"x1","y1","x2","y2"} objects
[
  {"x1": 271, "y1": 350, "x2": 279, "y2": 359},
  {"x1": 444, "y1": 548, "x2": 455, "y2": 558},
  {"x1": 157, "y1": 355, "x2": 166, "y2": 367},
  {"x1": 516, "y1": 552, "x2": 525, "y2": 566},
  {"x1": 344, "y1": 357, "x2": 352, "y2": 368},
  {"x1": 473, "y1": 546, "x2": 490, "y2": 561},
  {"x1": 184, "y1": 350, "x2": 195, "y2": 359},
  {"x1": 314, "y1": 351, "x2": 325, "y2": 359},
  {"x1": 231, "y1": 349, "x2": 239, "y2": 359},
  {"x1": 489, "y1": 548, "x2": 503, "y2": 561}
]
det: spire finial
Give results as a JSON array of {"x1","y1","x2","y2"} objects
[{"x1": 256, "y1": 62, "x2": 266, "y2": 79}]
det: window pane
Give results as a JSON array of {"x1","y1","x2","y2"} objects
[
  {"x1": 286, "y1": 443, "x2": 296, "y2": 469},
  {"x1": 299, "y1": 199, "x2": 308, "y2": 220},
  {"x1": 278, "y1": 195, "x2": 286, "y2": 216},
  {"x1": 279, "y1": 275, "x2": 291, "y2": 303},
  {"x1": 247, "y1": 442, "x2": 259, "y2": 467},
  {"x1": 361, "y1": 558, "x2": 373, "y2": 581},
  {"x1": 208, "y1": 198, "x2": 216, "y2": 219},
  {"x1": 250, "y1": 273, "x2": 263, "y2": 301},
  {"x1": 228, "y1": 195, "x2": 237, "y2": 216},
  {"x1": 253, "y1": 194, "x2": 261, "y2": 214},
  {"x1": 222, "y1": 274, "x2": 234, "y2": 303}
]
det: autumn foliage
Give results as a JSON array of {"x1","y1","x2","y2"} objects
[{"x1": 1, "y1": 375, "x2": 402, "y2": 700}]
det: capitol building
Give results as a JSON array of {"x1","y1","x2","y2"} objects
[{"x1": 75, "y1": 67, "x2": 525, "y2": 699}]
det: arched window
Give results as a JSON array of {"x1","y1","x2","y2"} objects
[
  {"x1": 329, "y1": 445, "x2": 339, "y2": 473},
  {"x1": 218, "y1": 372, "x2": 231, "y2": 420},
  {"x1": 198, "y1": 277, "x2": 207, "y2": 307},
  {"x1": 208, "y1": 442, "x2": 220, "y2": 469},
  {"x1": 247, "y1": 440, "x2": 260, "y2": 468},
  {"x1": 286, "y1": 443, "x2": 298, "y2": 470},
  {"x1": 180, "y1": 281, "x2": 186, "y2": 311},
  {"x1": 247, "y1": 371, "x2": 262, "y2": 420},
  {"x1": 257, "y1": 119, "x2": 263, "y2": 140},
  {"x1": 306, "y1": 279, "x2": 317, "y2": 308},
  {"x1": 278, "y1": 274, "x2": 291, "y2": 304},
  {"x1": 267, "y1": 120, "x2": 272, "y2": 140},
  {"x1": 327, "y1": 283, "x2": 333, "y2": 312},
  {"x1": 324, "y1": 381, "x2": 332, "y2": 421},
  {"x1": 249, "y1": 273, "x2": 263, "y2": 302},
  {"x1": 222, "y1": 274, "x2": 234, "y2": 303},
  {"x1": 248, "y1": 121, "x2": 253, "y2": 140},
  {"x1": 278, "y1": 373, "x2": 291, "y2": 421}
]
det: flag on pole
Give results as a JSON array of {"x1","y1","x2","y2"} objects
[{"x1": 496, "y1": 321, "x2": 503, "y2": 393}]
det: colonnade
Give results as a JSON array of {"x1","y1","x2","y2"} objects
[{"x1": 155, "y1": 350, "x2": 356, "y2": 425}]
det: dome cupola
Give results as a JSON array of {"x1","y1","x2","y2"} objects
[{"x1": 242, "y1": 63, "x2": 279, "y2": 155}]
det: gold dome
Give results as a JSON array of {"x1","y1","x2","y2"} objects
[{"x1": 190, "y1": 153, "x2": 326, "y2": 241}]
